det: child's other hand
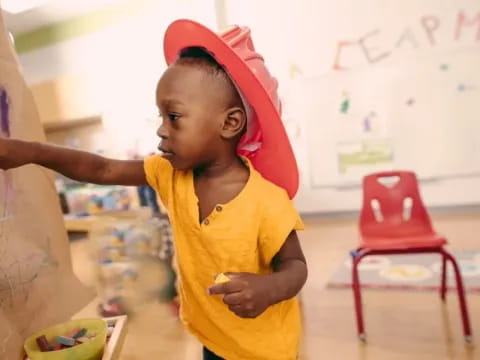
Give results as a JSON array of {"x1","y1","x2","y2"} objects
[{"x1": 207, "y1": 273, "x2": 274, "y2": 319}]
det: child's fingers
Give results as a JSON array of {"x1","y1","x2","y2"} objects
[
  {"x1": 207, "y1": 284, "x2": 223, "y2": 295},
  {"x1": 207, "y1": 279, "x2": 244, "y2": 295},
  {"x1": 228, "y1": 305, "x2": 254, "y2": 319},
  {"x1": 223, "y1": 272, "x2": 245, "y2": 280},
  {"x1": 223, "y1": 292, "x2": 243, "y2": 305},
  {"x1": 228, "y1": 304, "x2": 247, "y2": 317}
]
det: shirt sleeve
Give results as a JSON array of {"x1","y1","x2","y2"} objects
[
  {"x1": 259, "y1": 189, "x2": 304, "y2": 265},
  {"x1": 143, "y1": 155, "x2": 174, "y2": 209}
]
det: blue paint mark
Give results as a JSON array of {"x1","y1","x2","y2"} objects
[{"x1": 0, "y1": 87, "x2": 10, "y2": 137}]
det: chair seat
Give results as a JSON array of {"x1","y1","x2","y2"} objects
[{"x1": 359, "y1": 232, "x2": 447, "y2": 250}]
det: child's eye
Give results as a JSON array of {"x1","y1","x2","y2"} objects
[{"x1": 168, "y1": 113, "x2": 180, "y2": 122}]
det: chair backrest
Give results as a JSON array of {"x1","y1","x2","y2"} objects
[{"x1": 359, "y1": 171, "x2": 434, "y2": 238}]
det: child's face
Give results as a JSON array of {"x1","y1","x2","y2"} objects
[{"x1": 155, "y1": 64, "x2": 230, "y2": 170}]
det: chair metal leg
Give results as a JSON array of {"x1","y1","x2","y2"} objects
[
  {"x1": 442, "y1": 250, "x2": 472, "y2": 342},
  {"x1": 352, "y1": 253, "x2": 366, "y2": 341},
  {"x1": 440, "y1": 253, "x2": 447, "y2": 302}
]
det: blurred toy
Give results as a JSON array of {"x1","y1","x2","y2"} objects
[
  {"x1": 153, "y1": 214, "x2": 174, "y2": 261},
  {"x1": 89, "y1": 212, "x2": 175, "y2": 316},
  {"x1": 65, "y1": 185, "x2": 133, "y2": 216}
]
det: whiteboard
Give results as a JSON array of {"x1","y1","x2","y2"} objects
[{"x1": 288, "y1": 48, "x2": 480, "y2": 188}]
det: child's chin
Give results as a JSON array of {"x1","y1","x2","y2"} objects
[
  {"x1": 162, "y1": 154, "x2": 197, "y2": 171},
  {"x1": 168, "y1": 158, "x2": 189, "y2": 171}
]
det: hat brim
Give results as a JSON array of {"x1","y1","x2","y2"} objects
[{"x1": 164, "y1": 19, "x2": 299, "y2": 199}]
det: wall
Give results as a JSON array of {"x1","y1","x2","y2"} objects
[
  {"x1": 45, "y1": 121, "x2": 104, "y2": 151},
  {"x1": 226, "y1": 0, "x2": 480, "y2": 213}
]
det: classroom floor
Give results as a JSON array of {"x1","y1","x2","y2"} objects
[{"x1": 71, "y1": 212, "x2": 480, "y2": 360}]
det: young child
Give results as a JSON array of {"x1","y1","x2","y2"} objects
[{"x1": 0, "y1": 20, "x2": 307, "y2": 359}]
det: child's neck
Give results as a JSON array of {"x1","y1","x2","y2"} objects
[
  {"x1": 193, "y1": 153, "x2": 250, "y2": 223},
  {"x1": 194, "y1": 153, "x2": 247, "y2": 180}
]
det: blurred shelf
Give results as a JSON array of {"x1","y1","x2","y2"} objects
[
  {"x1": 64, "y1": 215, "x2": 96, "y2": 233},
  {"x1": 43, "y1": 115, "x2": 102, "y2": 133},
  {"x1": 64, "y1": 208, "x2": 152, "y2": 233}
]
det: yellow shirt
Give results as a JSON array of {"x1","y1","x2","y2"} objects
[{"x1": 144, "y1": 155, "x2": 304, "y2": 360}]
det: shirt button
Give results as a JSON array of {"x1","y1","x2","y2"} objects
[
  {"x1": 215, "y1": 206, "x2": 223, "y2": 212},
  {"x1": 204, "y1": 219, "x2": 210, "y2": 225}
]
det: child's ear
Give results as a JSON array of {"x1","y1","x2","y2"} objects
[{"x1": 221, "y1": 107, "x2": 246, "y2": 139}]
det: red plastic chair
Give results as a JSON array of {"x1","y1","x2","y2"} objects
[{"x1": 352, "y1": 171, "x2": 472, "y2": 342}]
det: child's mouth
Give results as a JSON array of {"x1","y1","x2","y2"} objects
[{"x1": 159, "y1": 147, "x2": 175, "y2": 159}]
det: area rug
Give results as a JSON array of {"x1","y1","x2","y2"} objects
[{"x1": 327, "y1": 250, "x2": 480, "y2": 293}]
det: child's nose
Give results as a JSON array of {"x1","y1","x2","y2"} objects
[{"x1": 157, "y1": 123, "x2": 168, "y2": 139}]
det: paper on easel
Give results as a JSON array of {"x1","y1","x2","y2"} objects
[{"x1": 0, "y1": 8, "x2": 93, "y2": 360}]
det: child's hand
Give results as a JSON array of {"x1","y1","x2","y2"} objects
[{"x1": 207, "y1": 273, "x2": 275, "y2": 319}]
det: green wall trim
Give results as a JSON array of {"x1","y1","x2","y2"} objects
[{"x1": 14, "y1": 1, "x2": 153, "y2": 54}]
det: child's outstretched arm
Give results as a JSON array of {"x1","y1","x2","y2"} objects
[
  {"x1": 0, "y1": 138, "x2": 147, "y2": 186},
  {"x1": 208, "y1": 231, "x2": 307, "y2": 319}
]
